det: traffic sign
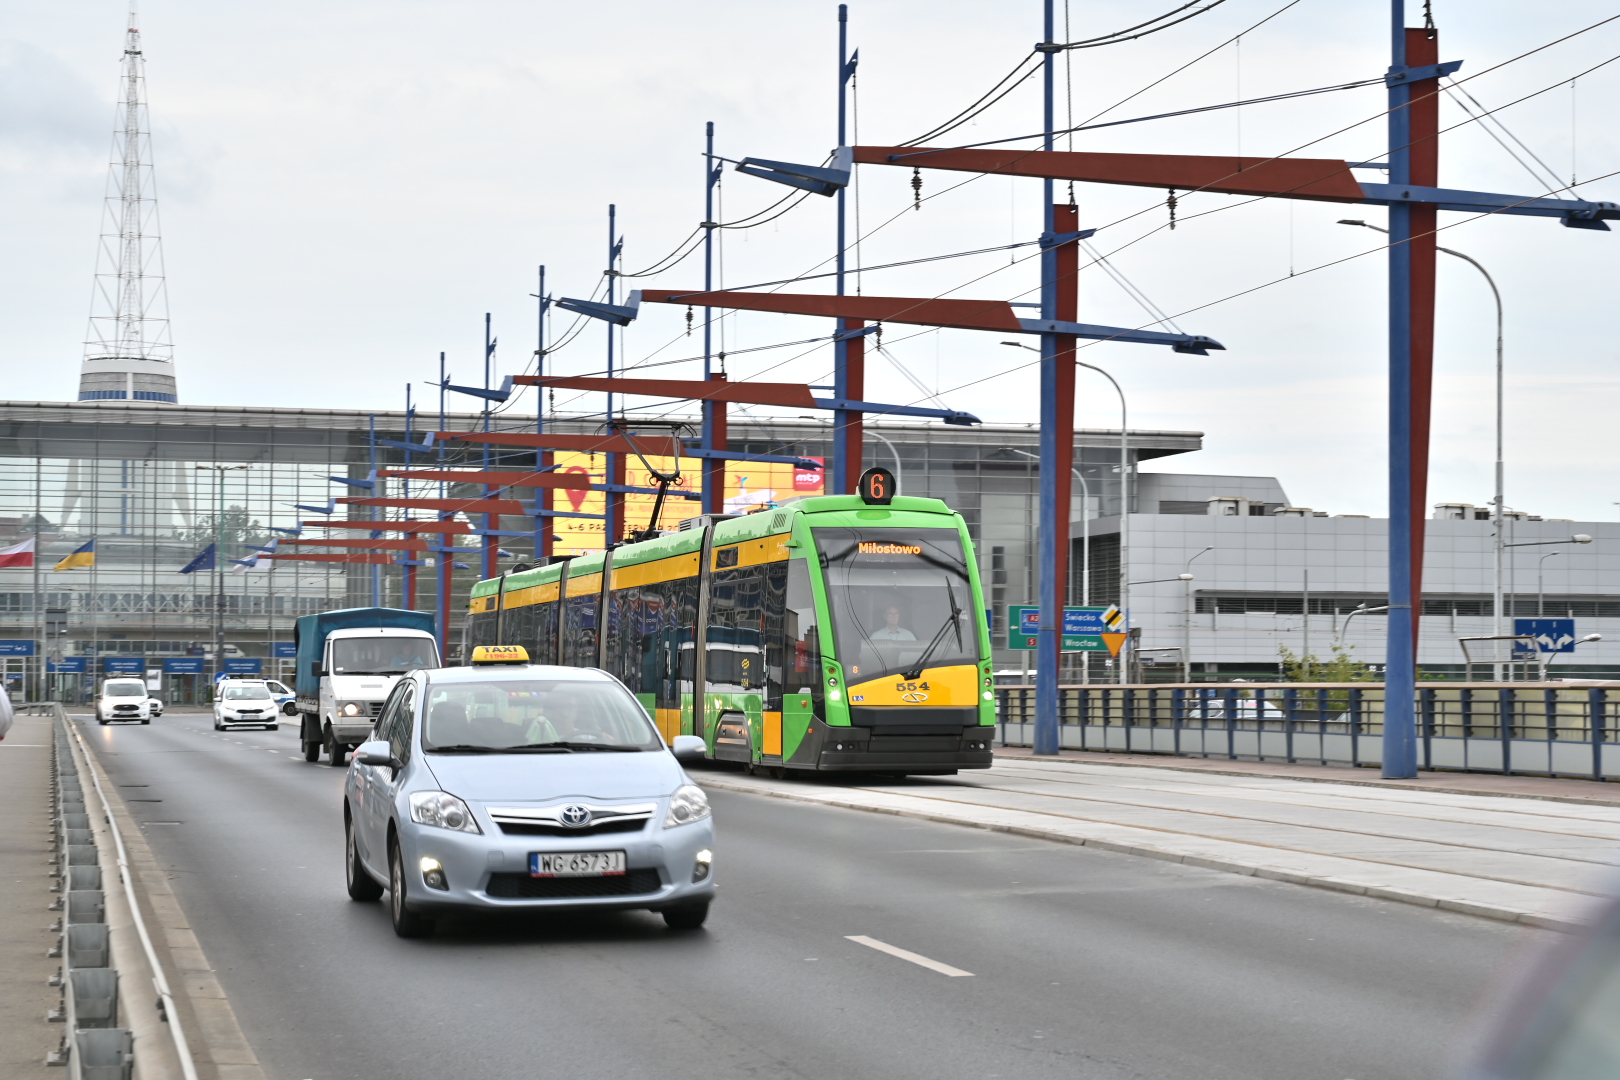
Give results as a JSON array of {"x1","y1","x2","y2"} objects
[
  {"x1": 1513, "y1": 618, "x2": 1577, "y2": 654},
  {"x1": 1007, "y1": 605, "x2": 1108, "y2": 652}
]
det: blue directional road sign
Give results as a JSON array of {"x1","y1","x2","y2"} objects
[
  {"x1": 1513, "y1": 618, "x2": 1577, "y2": 654},
  {"x1": 0, "y1": 640, "x2": 37, "y2": 656},
  {"x1": 1007, "y1": 606, "x2": 1107, "y2": 652}
]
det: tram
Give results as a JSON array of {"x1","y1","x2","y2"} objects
[{"x1": 465, "y1": 477, "x2": 995, "y2": 775}]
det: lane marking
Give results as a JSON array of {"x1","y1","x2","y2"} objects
[{"x1": 845, "y1": 935, "x2": 974, "y2": 977}]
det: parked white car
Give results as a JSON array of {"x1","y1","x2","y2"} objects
[
  {"x1": 97, "y1": 678, "x2": 153, "y2": 725},
  {"x1": 215, "y1": 681, "x2": 280, "y2": 730}
]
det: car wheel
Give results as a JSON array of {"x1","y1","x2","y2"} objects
[
  {"x1": 266, "y1": 723, "x2": 278, "y2": 731},
  {"x1": 98, "y1": 717, "x2": 108, "y2": 726},
  {"x1": 302, "y1": 740, "x2": 320, "y2": 763},
  {"x1": 328, "y1": 737, "x2": 348, "y2": 767},
  {"x1": 662, "y1": 901, "x2": 710, "y2": 931},
  {"x1": 140, "y1": 717, "x2": 150, "y2": 725},
  {"x1": 345, "y1": 814, "x2": 383, "y2": 902},
  {"x1": 388, "y1": 837, "x2": 433, "y2": 938}
]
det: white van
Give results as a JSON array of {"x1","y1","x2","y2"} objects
[{"x1": 97, "y1": 677, "x2": 153, "y2": 725}]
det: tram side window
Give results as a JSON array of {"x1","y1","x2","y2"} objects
[
  {"x1": 707, "y1": 565, "x2": 765, "y2": 697},
  {"x1": 504, "y1": 602, "x2": 536, "y2": 656},
  {"x1": 562, "y1": 594, "x2": 598, "y2": 667},
  {"x1": 784, "y1": 558, "x2": 822, "y2": 697},
  {"x1": 467, "y1": 610, "x2": 496, "y2": 654},
  {"x1": 532, "y1": 599, "x2": 559, "y2": 665}
]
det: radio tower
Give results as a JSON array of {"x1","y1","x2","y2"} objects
[{"x1": 79, "y1": 2, "x2": 178, "y2": 404}]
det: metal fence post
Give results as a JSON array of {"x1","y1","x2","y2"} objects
[
  {"x1": 1284, "y1": 686, "x2": 1298, "y2": 764},
  {"x1": 1224, "y1": 686, "x2": 1237, "y2": 760},
  {"x1": 1349, "y1": 687, "x2": 1363, "y2": 769},
  {"x1": 1172, "y1": 686, "x2": 1184, "y2": 756},
  {"x1": 1420, "y1": 687, "x2": 1434, "y2": 771},
  {"x1": 1593, "y1": 687, "x2": 1606, "y2": 781},
  {"x1": 1499, "y1": 686, "x2": 1514, "y2": 776}
]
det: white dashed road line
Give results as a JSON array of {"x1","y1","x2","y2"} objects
[{"x1": 845, "y1": 935, "x2": 974, "y2": 977}]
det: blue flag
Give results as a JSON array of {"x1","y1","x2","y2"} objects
[{"x1": 179, "y1": 543, "x2": 217, "y2": 574}]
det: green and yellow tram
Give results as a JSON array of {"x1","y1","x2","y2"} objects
[{"x1": 465, "y1": 488, "x2": 995, "y2": 775}]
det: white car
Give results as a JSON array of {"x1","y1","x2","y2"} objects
[
  {"x1": 97, "y1": 678, "x2": 153, "y2": 725},
  {"x1": 214, "y1": 680, "x2": 280, "y2": 730}
]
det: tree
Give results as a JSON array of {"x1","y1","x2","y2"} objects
[{"x1": 1278, "y1": 641, "x2": 1376, "y2": 683}]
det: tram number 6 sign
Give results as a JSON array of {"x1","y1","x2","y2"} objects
[{"x1": 858, "y1": 466, "x2": 896, "y2": 505}]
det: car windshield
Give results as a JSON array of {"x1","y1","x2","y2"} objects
[
  {"x1": 330, "y1": 637, "x2": 438, "y2": 675},
  {"x1": 105, "y1": 682, "x2": 146, "y2": 697},
  {"x1": 814, "y1": 527, "x2": 978, "y2": 683},
  {"x1": 421, "y1": 679, "x2": 662, "y2": 752},
  {"x1": 223, "y1": 684, "x2": 272, "y2": 700}
]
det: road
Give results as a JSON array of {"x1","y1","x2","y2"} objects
[{"x1": 78, "y1": 709, "x2": 1541, "y2": 1080}]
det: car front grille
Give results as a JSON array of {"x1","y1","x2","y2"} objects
[
  {"x1": 113, "y1": 705, "x2": 138, "y2": 711},
  {"x1": 485, "y1": 868, "x2": 662, "y2": 899},
  {"x1": 497, "y1": 818, "x2": 648, "y2": 838},
  {"x1": 234, "y1": 709, "x2": 264, "y2": 715}
]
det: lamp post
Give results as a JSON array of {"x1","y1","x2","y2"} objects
[
  {"x1": 1537, "y1": 551, "x2": 1561, "y2": 618},
  {"x1": 1004, "y1": 343, "x2": 1131, "y2": 682},
  {"x1": 196, "y1": 464, "x2": 250, "y2": 693},
  {"x1": 1007, "y1": 446, "x2": 1093, "y2": 681},
  {"x1": 1184, "y1": 547, "x2": 1213, "y2": 683},
  {"x1": 1341, "y1": 219, "x2": 1507, "y2": 676},
  {"x1": 1506, "y1": 533, "x2": 1594, "y2": 627}
]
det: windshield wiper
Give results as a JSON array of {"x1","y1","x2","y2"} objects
[
  {"x1": 515, "y1": 741, "x2": 642, "y2": 753},
  {"x1": 424, "y1": 744, "x2": 500, "y2": 754},
  {"x1": 902, "y1": 576, "x2": 965, "y2": 681}
]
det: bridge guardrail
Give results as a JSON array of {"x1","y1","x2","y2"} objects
[{"x1": 996, "y1": 682, "x2": 1620, "y2": 779}]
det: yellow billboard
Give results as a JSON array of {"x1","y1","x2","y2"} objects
[{"x1": 548, "y1": 453, "x2": 824, "y2": 556}]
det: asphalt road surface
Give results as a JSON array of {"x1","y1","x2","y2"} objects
[{"x1": 78, "y1": 709, "x2": 1543, "y2": 1080}]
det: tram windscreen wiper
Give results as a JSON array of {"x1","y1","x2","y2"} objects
[{"x1": 902, "y1": 577, "x2": 964, "y2": 680}]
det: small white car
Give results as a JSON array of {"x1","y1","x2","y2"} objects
[
  {"x1": 147, "y1": 697, "x2": 164, "y2": 718},
  {"x1": 214, "y1": 680, "x2": 280, "y2": 730},
  {"x1": 97, "y1": 678, "x2": 153, "y2": 725}
]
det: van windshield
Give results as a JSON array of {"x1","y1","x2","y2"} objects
[
  {"x1": 104, "y1": 682, "x2": 146, "y2": 697},
  {"x1": 330, "y1": 637, "x2": 438, "y2": 675},
  {"x1": 422, "y1": 679, "x2": 662, "y2": 752}
]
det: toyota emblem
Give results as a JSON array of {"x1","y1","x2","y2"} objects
[{"x1": 559, "y1": 804, "x2": 592, "y2": 828}]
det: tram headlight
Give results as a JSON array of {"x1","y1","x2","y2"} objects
[{"x1": 664, "y1": 785, "x2": 711, "y2": 829}]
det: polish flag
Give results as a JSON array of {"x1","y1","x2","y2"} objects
[{"x1": 0, "y1": 538, "x2": 36, "y2": 568}]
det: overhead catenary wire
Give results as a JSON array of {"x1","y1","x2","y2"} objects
[
  {"x1": 1060, "y1": 0, "x2": 1230, "y2": 50},
  {"x1": 542, "y1": 10, "x2": 1619, "y2": 418}
]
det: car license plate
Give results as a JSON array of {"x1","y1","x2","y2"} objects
[{"x1": 530, "y1": 851, "x2": 627, "y2": 878}]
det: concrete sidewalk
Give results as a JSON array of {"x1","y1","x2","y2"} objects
[{"x1": 696, "y1": 754, "x2": 1620, "y2": 932}]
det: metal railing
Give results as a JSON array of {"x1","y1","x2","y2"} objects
[{"x1": 996, "y1": 682, "x2": 1620, "y2": 780}]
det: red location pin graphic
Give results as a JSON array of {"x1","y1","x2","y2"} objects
[{"x1": 563, "y1": 466, "x2": 591, "y2": 513}]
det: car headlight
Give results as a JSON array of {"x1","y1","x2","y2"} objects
[
  {"x1": 408, "y1": 790, "x2": 481, "y2": 834},
  {"x1": 664, "y1": 784, "x2": 711, "y2": 829},
  {"x1": 341, "y1": 702, "x2": 361, "y2": 717}
]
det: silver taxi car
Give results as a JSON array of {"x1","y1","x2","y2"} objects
[{"x1": 342, "y1": 647, "x2": 715, "y2": 938}]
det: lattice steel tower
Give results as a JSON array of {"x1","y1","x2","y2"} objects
[{"x1": 79, "y1": 3, "x2": 178, "y2": 404}]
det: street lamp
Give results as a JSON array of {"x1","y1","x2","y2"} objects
[
  {"x1": 1537, "y1": 551, "x2": 1561, "y2": 618},
  {"x1": 1184, "y1": 547, "x2": 1214, "y2": 683},
  {"x1": 1004, "y1": 341, "x2": 1131, "y2": 683},
  {"x1": 1506, "y1": 533, "x2": 1594, "y2": 625},
  {"x1": 1341, "y1": 219, "x2": 1509, "y2": 676}
]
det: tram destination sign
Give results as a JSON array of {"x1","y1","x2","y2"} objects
[{"x1": 1007, "y1": 606, "x2": 1107, "y2": 652}]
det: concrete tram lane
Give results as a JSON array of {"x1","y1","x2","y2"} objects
[{"x1": 77, "y1": 709, "x2": 1546, "y2": 1080}]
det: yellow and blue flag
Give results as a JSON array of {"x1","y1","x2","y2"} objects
[{"x1": 53, "y1": 539, "x2": 95, "y2": 572}]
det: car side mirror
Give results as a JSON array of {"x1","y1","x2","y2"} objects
[
  {"x1": 671, "y1": 735, "x2": 706, "y2": 761},
  {"x1": 355, "y1": 740, "x2": 394, "y2": 767}
]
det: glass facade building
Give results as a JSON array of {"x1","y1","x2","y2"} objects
[{"x1": 0, "y1": 399, "x2": 1197, "y2": 701}]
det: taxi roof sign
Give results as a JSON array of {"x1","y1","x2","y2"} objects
[{"x1": 470, "y1": 644, "x2": 529, "y2": 666}]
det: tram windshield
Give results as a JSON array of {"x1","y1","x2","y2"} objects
[{"x1": 814, "y1": 528, "x2": 977, "y2": 682}]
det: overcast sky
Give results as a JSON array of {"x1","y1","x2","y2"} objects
[{"x1": 3, "y1": 1, "x2": 1617, "y2": 520}]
